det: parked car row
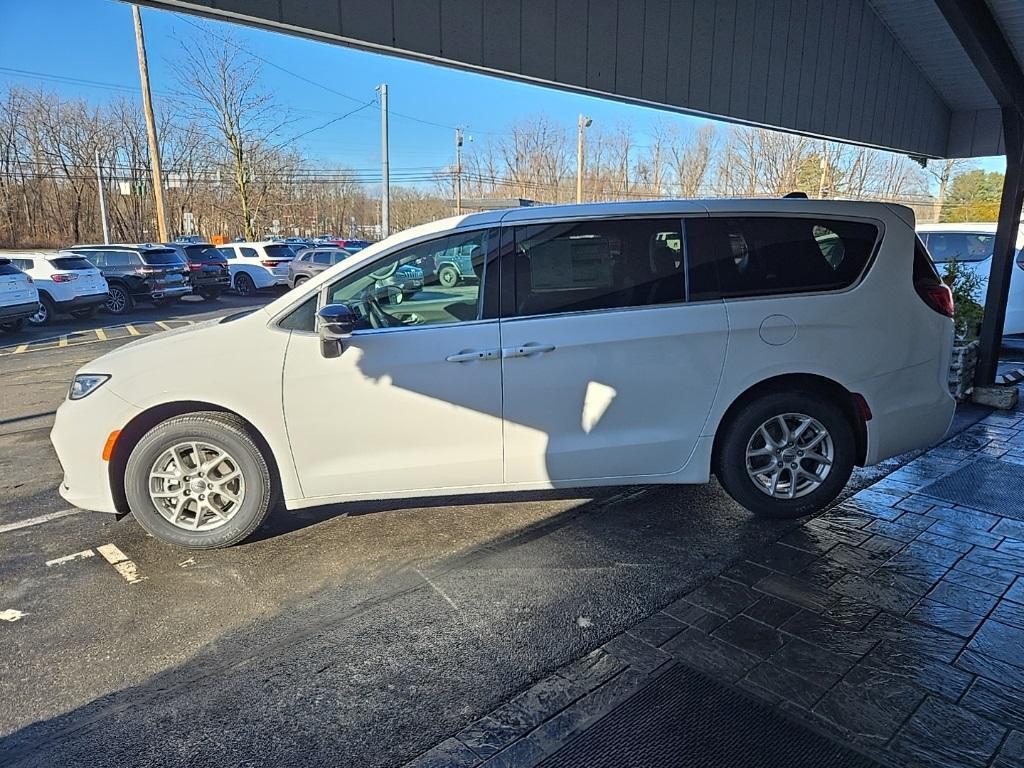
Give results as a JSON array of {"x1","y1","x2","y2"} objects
[{"x1": 0, "y1": 239, "x2": 307, "y2": 332}]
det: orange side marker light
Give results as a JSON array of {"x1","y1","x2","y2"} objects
[{"x1": 102, "y1": 430, "x2": 121, "y2": 462}]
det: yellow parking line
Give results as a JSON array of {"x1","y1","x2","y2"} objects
[
  {"x1": 14, "y1": 344, "x2": 28, "y2": 354},
  {"x1": 58, "y1": 335, "x2": 68, "y2": 348},
  {"x1": 124, "y1": 324, "x2": 141, "y2": 337},
  {"x1": 154, "y1": 321, "x2": 172, "y2": 331},
  {"x1": 95, "y1": 328, "x2": 107, "y2": 341}
]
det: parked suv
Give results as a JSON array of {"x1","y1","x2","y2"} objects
[
  {"x1": 67, "y1": 244, "x2": 190, "y2": 315},
  {"x1": 3, "y1": 250, "x2": 108, "y2": 326},
  {"x1": 0, "y1": 257, "x2": 40, "y2": 332},
  {"x1": 52, "y1": 199, "x2": 955, "y2": 549},
  {"x1": 916, "y1": 223, "x2": 1024, "y2": 335},
  {"x1": 163, "y1": 242, "x2": 230, "y2": 300},
  {"x1": 288, "y1": 247, "x2": 351, "y2": 288},
  {"x1": 217, "y1": 241, "x2": 294, "y2": 296}
]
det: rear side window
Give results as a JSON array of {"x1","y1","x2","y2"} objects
[
  {"x1": 508, "y1": 218, "x2": 685, "y2": 317},
  {"x1": 103, "y1": 251, "x2": 135, "y2": 267},
  {"x1": 313, "y1": 252, "x2": 332, "y2": 265},
  {"x1": 51, "y1": 257, "x2": 94, "y2": 270},
  {"x1": 925, "y1": 232, "x2": 994, "y2": 263},
  {"x1": 142, "y1": 249, "x2": 184, "y2": 266},
  {"x1": 687, "y1": 217, "x2": 879, "y2": 300}
]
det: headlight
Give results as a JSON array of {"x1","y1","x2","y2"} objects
[{"x1": 69, "y1": 374, "x2": 110, "y2": 401}]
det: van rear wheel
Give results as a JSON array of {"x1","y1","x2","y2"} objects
[
  {"x1": 716, "y1": 391, "x2": 854, "y2": 519},
  {"x1": 124, "y1": 412, "x2": 275, "y2": 549}
]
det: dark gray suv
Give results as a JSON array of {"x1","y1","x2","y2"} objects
[{"x1": 288, "y1": 247, "x2": 351, "y2": 289}]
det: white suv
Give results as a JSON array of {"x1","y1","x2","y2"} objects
[
  {"x1": 51, "y1": 199, "x2": 956, "y2": 549},
  {"x1": 2, "y1": 251, "x2": 108, "y2": 326},
  {"x1": 217, "y1": 241, "x2": 295, "y2": 296},
  {"x1": 0, "y1": 257, "x2": 40, "y2": 332},
  {"x1": 916, "y1": 223, "x2": 1024, "y2": 335}
]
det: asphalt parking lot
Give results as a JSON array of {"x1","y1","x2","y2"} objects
[{"x1": 0, "y1": 294, "x2": 997, "y2": 767}]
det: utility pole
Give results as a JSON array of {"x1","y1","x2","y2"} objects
[
  {"x1": 455, "y1": 127, "x2": 463, "y2": 215},
  {"x1": 576, "y1": 114, "x2": 592, "y2": 204},
  {"x1": 378, "y1": 83, "x2": 390, "y2": 239},
  {"x1": 95, "y1": 149, "x2": 110, "y2": 244},
  {"x1": 132, "y1": 4, "x2": 169, "y2": 242}
]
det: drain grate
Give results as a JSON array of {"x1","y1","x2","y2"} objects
[
  {"x1": 537, "y1": 664, "x2": 880, "y2": 768},
  {"x1": 921, "y1": 458, "x2": 1024, "y2": 521}
]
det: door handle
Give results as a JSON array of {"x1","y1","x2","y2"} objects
[
  {"x1": 502, "y1": 343, "x2": 557, "y2": 359},
  {"x1": 445, "y1": 349, "x2": 499, "y2": 363}
]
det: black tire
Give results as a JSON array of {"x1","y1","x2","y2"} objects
[
  {"x1": 716, "y1": 390, "x2": 855, "y2": 519},
  {"x1": 0, "y1": 318, "x2": 24, "y2": 332},
  {"x1": 27, "y1": 294, "x2": 56, "y2": 326},
  {"x1": 124, "y1": 412, "x2": 276, "y2": 549},
  {"x1": 105, "y1": 284, "x2": 134, "y2": 315},
  {"x1": 293, "y1": 275, "x2": 308, "y2": 288},
  {"x1": 70, "y1": 305, "x2": 99, "y2": 320},
  {"x1": 198, "y1": 288, "x2": 222, "y2": 301},
  {"x1": 234, "y1": 273, "x2": 256, "y2": 297},
  {"x1": 438, "y1": 265, "x2": 458, "y2": 289}
]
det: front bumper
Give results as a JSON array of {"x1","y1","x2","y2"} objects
[
  {"x1": 0, "y1": 300, "x2": 40, "y2": 323},
  {"x1": 51, "y1": 385, "x2": 140, "y2": 514}
]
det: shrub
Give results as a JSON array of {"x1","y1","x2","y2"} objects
[{"x1": 941, "y1": 258, "x2": 985, "y2": 342}]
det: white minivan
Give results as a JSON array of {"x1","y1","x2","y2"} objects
[
  {"x1": 51, "y1": 200, "x2": 956, "y2": 549},
  {"x1": 916, "y1": 223, "x2": 1024, "y2": 335}
]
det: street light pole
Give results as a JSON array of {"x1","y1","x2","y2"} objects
[
  {"x1": 95, "y1": 149, "x2": 110, "y2": 244},
  {"x1": 576, "y1": 114, "x2": 592, "y2": 204},
  {"x1": 455, "y1": 127, "x2": 463, "y2": 215},
  {"x1": 132, "y1": 4, "x2": 169, "y2": 242},
  {"x1": 378, "y1": 83, "x2": 390, "y2": 239}
]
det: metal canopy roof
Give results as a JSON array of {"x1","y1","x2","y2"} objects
[{"x1": 137, "y1": 0, "x2": 1024, "y2": 159}]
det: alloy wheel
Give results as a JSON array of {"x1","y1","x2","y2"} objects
[
  {"x1": 147, "y1": 441, "x2": 247, "y2": 531},
  {"x1": 744, "y1": 413, "x2": 834, "y2": 499}
]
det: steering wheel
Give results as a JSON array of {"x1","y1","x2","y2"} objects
[{"x1": 361, "y1": 284, "x2": 404, "y2": 329}]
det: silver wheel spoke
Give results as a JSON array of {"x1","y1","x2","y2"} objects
[{"x1": 805, "y1": 452, "x2": 832, "y2": 467}]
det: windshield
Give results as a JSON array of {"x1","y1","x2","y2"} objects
[
  {"x1": 264, "y1": 244, "x2": 294, "y2": 259},
  {"x1": 184, "y1": 245, "x2": 225, "y2": 262},
  {"x1": 925, "y1": 232, "x2": 994, "y2": 263},
  {"x1": 50, "y1": 257, "x2": 95, "y2": 270},
  {"x1": 142, "y1": 249, "x2": 186, "y2": 266}
]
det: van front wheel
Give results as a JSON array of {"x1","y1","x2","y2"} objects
[
  {"x1": 124, "y1": 412, "x2": 275, "y2": 548},
  {"x1": 716, "y1": 391, "x2": 854, "y2": 519}
]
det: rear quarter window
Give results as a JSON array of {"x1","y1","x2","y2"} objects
[{"x1": 687, "y1": 216, "x2": 879, "y2": 300}]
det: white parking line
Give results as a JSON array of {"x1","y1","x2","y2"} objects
[
  {"x1": 97, "y1": 543, "x2": 147, "y2": 584},
  {"x1": 0, "y1": 609, "x2": 26, "y2": 622},
  {"x1": 45, "y1": 549, "x2": 96, "y2": 567},
  {"x1": 0, "y1": 508, "x2": 80, "y2": 535}
]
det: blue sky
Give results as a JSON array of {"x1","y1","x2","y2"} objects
[{"x1": 0, "y1": 0, "x2": 1004, "y2": 183}]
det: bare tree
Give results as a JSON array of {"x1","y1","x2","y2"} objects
[
  {"x1": 669, "y1": 123, "x2": 717, "y2": 197},
  {"x1": 172, "y1": 34, "x2": 290, "y2": 239}
]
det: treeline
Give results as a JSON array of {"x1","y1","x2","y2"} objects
[{"x1": 0, "y1": 29, "x2": 998, "y2": 249}]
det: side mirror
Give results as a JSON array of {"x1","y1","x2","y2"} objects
[{"x1": 317, "y1": 303, "x2": 355, "y2": 358}]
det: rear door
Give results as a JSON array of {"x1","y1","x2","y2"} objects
[
  {"x1": 498, "y1": 213, "x2": 729, "y2": 484},
  {"x1": 50, "y1": 255, "x2": 107, "y2": 297},
  {"x1": 0, "y1": 260, "x2": 35, "y2": 307},
  {"x1": 262, "y1": 244, "x2": 294, "y2": 279}
]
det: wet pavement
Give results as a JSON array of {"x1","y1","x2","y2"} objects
[{"x1": 406, "y1": 398, "x2": 1024, "y2": 768}]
